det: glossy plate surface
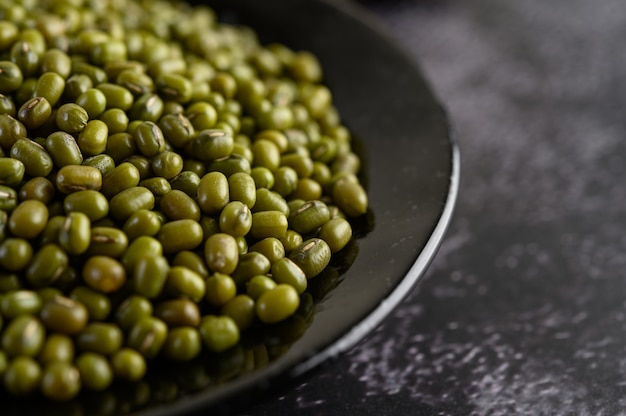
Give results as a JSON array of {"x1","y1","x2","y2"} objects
[
  {"x1": 5, "y1": 1, "x2": 459, "y2": 414},
  {"x1": 158, "y1": 0, "x2": 459, "y2": 413}
]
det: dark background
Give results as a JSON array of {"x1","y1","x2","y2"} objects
[{"x1": 241, "y1": 0, "x2": 626, "y2": 415}]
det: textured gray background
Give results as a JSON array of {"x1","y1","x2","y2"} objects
[{"x1": 243, "y1": 0, "x2": 626, "y2": 414}]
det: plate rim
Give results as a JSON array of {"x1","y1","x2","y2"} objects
[
  {"x1": 2, "y1": 1, "x2": 461, "y2": 415},
  {"x1": 289, "y1": 0, "x2": 461, "y2": 376},
  {"x1": 140, "y1": 1, "x2": 461, "y2": 415}
]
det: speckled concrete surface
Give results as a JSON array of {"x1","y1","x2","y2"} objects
[{"x1": 240, "y1": 0, "x2": 626, "y2": 414}]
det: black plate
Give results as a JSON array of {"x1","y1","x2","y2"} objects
[
  {"x1": 5, "y1": 1, "x2": 459, "y2": 415},
  {"x1": 149, "y1": 0, "x2": 459, "y2": 413}
]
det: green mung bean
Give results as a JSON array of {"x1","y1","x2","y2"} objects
[{"x1": 0, "y1": 0, "x2": 370, "y2": 399}]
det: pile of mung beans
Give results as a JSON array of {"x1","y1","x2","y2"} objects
[{"x1": 0, "y1": 0, "x2": 368, "y2": 402}]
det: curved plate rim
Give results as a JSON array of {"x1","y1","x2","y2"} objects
[
  {"x1": 0, "y1": 1, "x2": 459, "y2": 415},
  {"x1": 142, "y1": 1, "x2": 460, "y2": 415}
]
